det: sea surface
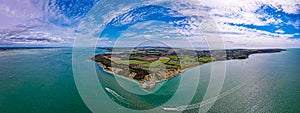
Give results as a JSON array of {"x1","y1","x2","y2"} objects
[{"x1": 0, "y1": 48, "x2": 299, "y2": 113}]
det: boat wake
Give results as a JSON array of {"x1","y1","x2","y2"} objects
[
  {"x1": 162, "y1": 76, "x2": 260, "y2": 111},
  {"x1": 105, "y1": 87, "x2": 128, "y2": 102}
]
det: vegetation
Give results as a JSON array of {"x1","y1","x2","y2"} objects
[
  {"x1": 129, "y1": 55, "x2": 142, "y2": 59},
  {"x1": 199, "y1": 57, "x2": 216, "y2": 63},
  {"x1": 94, "y1": 54, "x2": 112, "y2": 67},
  {"x1": 168, "y1": 55, "x2": 179, "y2": 61},
  {"x1": 92, "y1": 47, "x2": 286, "y2": 87},
  {"x1": 114, "y1": 60, "x2": 150, "y2": 66},
  {"x1": 158, "y1": 57, "x2": 170, "y2": 63},
  {"x1": 183, "y1": 56, "x2": 196, "y2": 62},
  {"x1": 130, "y1": 67, "x2": 149, "y2": 80}
]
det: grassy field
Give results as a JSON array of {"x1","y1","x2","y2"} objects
[
  {"x1": 113, "y1": 56, "x2": 216, "y2": 70},
  {"x1": 158, "y1": 57, "x2": 170, "y2": 63},
  {"x1": 199, "y1": 57, "x2": 216, "y2": 62},
  {"x1": 168, "y1": 55, "x2": 179, "y2": 60},
  {"x1": 183, "y1": 56, "x2": 197, "y2": 62},
  {"x1": 114, "y1": 60, "x2": 150, "y2": 65}
]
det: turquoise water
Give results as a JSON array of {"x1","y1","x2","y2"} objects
[{"x1": 0, "y1": 48, "x2": 299, "y2": 113}]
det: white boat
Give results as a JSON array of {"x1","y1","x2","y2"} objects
[{"x1": 162, "y1": 107, "x2": 180, "y2": 111}]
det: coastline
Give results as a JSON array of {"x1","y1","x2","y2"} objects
[
  {"x1": 94, "y1": 61, "x2": 145, "y2": 83},
  {"x1": 92, "y1": 48, "x2": 286, "y2": 89},
  {"x1": 94, "y1": 59, "x2": 215, "y2": 89},
  {"x1": 95, "y1": 62, "x2": 152, "y2": 88},
  {"x1": 0, "y1": 50, "x2": 11, "y2": 52}
]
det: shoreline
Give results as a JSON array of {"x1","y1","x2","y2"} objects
[
  {"x1": 95, "y1": 62, "x2": 151, "y2": 88},
  {"x1": 94, "y1": 59, "x2": 217, "y2": 89},
  {"x1": 93, "y1": 52, "x2": 276, "y2": 89},
  {"x1": 0, "y1": 50, "x2": 11, "y2": 52},
  {"x1": 92, "y1": 48, "x2": 286, "y2": 89}
]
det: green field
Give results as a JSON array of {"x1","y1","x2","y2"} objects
[
  {"x1": 112, "y1": 56, "x2": 216, "y2": 70},
  {"x1": 114, "y1": 60, "x2": 150, "y2": 66},
  {"x1": 199, "y1": 57, "x2": 216, "y2": 62}
]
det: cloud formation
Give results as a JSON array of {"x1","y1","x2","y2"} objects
[
  {"x1": 0, "y1": 0, "x2": 299, "y2": 48},
  {"x1": 96, "y1": 0, "x2": 299, "y2": 48},
  {"x1": 0, "y1": 28, "x2": 64, "y2": 45}
]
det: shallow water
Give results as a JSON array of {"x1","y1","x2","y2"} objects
[{"x1": 0, "y1": 48, "x2": 299, "y2": 113}]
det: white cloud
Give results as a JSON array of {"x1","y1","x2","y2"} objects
[
  {"x1": 71, "y1": 0, "x2": 298, "y2": 48},
  {"x1": 0, "y1": 27, "x2": 67, "y2": 45},
  {"x1": 200, "y1": 24, "x2": 300, "y2": 48},
  {"x1": 0, "y1": 0, "x2": 297, "y2": 48},
  {"x1": 198, "y1": 0, "x2": 299, "y2": 26},
  {"x1": 0, "y1": 0, "x2": 43, "y2": 28},
  {"x1": 176, "y1": 0, "x2": 300, "y2": 48},
  {"x1": 143, "y1": 35, "x2": 152, "y2": 39},
  {"x1": 163, "y1": 36, "x2": 170, "y2": 39},
  {"x1": 265, "y1": 17, "x2": 283, "y2": 24},
  {"x1": 275, "y1": 29, "x2": 285, "y2": 33}
]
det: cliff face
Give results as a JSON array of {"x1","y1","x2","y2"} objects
[{"x1": 92, "y1": 54, "x2": 184, "y2": 85}]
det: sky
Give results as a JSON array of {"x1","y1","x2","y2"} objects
[{"x1": 0, "y1": 0, "x2": 299, "y2": 48}]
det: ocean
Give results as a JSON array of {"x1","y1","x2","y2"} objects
[{"x1": 0, "y1": 48, "x2": 299, "y2": 113}]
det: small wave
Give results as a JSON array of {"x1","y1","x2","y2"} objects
[
  {"x1": 162, "y1": 76, "x2": 261, "y2": 111},
  {"x1": 105, "y1": 87, "x2": 127, "y2": 102}
]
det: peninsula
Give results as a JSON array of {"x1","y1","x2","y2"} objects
[{"x1": 91, "y1": 47, "x2": 285, "y2": 88}]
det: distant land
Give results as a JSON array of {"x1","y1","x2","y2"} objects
[
  {"x1": 0, "y1": 50, "x2": 9, "y2": 52},
  {"x1": 0, "y1": 47, "x2": 66, "y2": 50},
  {"x1": 0, "y1": 47, "x2": 70, "y2": 52},
  {"x1": 91, "y1": 47, "x2": 286, "y2": 88}
]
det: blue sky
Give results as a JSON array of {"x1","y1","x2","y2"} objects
[{"x1": 0, "y1": 0, "x2": 299, "y2": 48}]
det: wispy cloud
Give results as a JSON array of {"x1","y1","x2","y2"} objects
[
  {"x1": 101, "y1": 1, "x2": 299, "y2": 48},
  {"x1": 0, "y1": 29, "x2": 65, "y2": 45},
  {"x1": 0, "y1": 0, "x2": 299, "y2": 48}
]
